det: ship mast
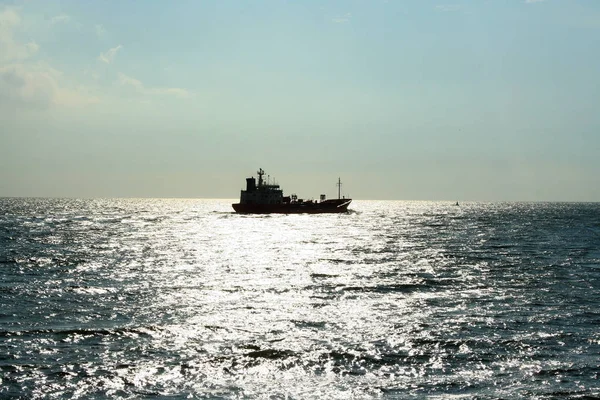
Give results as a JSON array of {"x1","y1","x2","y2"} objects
[
  {"x1": 257, "y1": 168, "x2": 265, "y2": 187},
  {"x1": 337, "y1": 177, "x2": 342, "y2": 199}
]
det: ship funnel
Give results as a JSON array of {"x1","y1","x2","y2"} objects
[
  {"x1": 246, "y1": 177, "x2": 256, "y2": 192},
  {"x1": 320, "y1": 194, "x2": 326, "y2": 202}
]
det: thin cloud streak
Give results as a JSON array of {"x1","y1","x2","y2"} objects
[
  {"x1": 435, "y1": 5, "x2": 462, "y2": 12},
  {"x1": 118, "y1": 72, "x2": 190, "y2": 99},
  {"x1": 332, "y1": 13, "x2": 351, "y2": 23},
  {"x1": 50, "y1": 15, "x2": 70, "y2": 24},
  {"x1": 98, "y1": 45, "x2": 123, "y2": 64}
]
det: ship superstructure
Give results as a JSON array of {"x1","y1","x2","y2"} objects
[{"x1": 238, "y1": 168, "x2": 283, "y2": 205}]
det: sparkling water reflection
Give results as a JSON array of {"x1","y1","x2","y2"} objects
[{"x1": 1, "y1": 199, "x2": 599, "y2": 398}]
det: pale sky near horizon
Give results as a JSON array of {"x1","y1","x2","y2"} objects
[{"x1": 1, "y1": 0, "x2": 599, "y2": 201}]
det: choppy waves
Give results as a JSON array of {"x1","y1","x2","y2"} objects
[{"x1": 1, "y1": 199, "x2": 599, "y2": 399}]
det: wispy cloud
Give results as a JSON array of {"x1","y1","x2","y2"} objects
[
  {"x1": 50, "y1": 14, "x2": 70, "y2": 24},
  {"x1": 0, "y1": 7, "x2": 19, "y2": 29},
  {"x1": 435, "y1": 4, "x2": 462, "y2": 12},
  {"x1": 98, "y1": 44, "x2": 122, "y2": 64},
  {"x1": 0, "y1": 8, "x2": 39, "y2": 62},
  {"x1": 0, "y1": 7, "x2": 99, "y2": 109},
  {"x1": 0, "y1": 64, "x2": 99, "y2": 109},
  {"x1": 332, "y1": 13, "x2": 351, "y2": 23},
  {"x1": 118, "y1": 72, "x2": 143, "y2": 90},
  {"x1": 525, "y1": 0, "x2": 546, "y2": 3},
  {"x1": 95, "y1": 24, "x2": 106, "y2": 39},
  {"x1": 118, "y1": 72, "x2": 190, "y2": 99}
]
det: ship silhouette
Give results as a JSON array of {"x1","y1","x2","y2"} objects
[{"x1": 232, "y1": 168, "x2": 352, "y2": 214}]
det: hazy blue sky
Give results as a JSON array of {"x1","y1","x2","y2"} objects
[{"x1": 1, "y1": 0, "x2": 599, "y2": 201}]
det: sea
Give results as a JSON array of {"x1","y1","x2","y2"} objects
[{"x1": 1, "y1": 198, "x2": 599, "y2": 399}]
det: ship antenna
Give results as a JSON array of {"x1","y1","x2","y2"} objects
[{"x1": 337, "y1": 177, "x2": 342, "y2": 199}]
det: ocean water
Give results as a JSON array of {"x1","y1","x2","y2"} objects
[{"x1": 1, "y1": 198, "x2": 599, "y2": 399}]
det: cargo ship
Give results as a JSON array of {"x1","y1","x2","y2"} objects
[{"x1": 232, "y1": 168, "x2": 352, "y2": 214}]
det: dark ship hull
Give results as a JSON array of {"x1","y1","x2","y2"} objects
[
  {"x1": 232, "y1": 199, "x2": 351, "y2": 214},
  {"x1": 232, "y1": 168, "x2": 351, "y2": 214}
]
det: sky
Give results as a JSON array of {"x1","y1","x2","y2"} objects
[{"x1": 1, "y1": 0, "x2": 599, "y2": 201}]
